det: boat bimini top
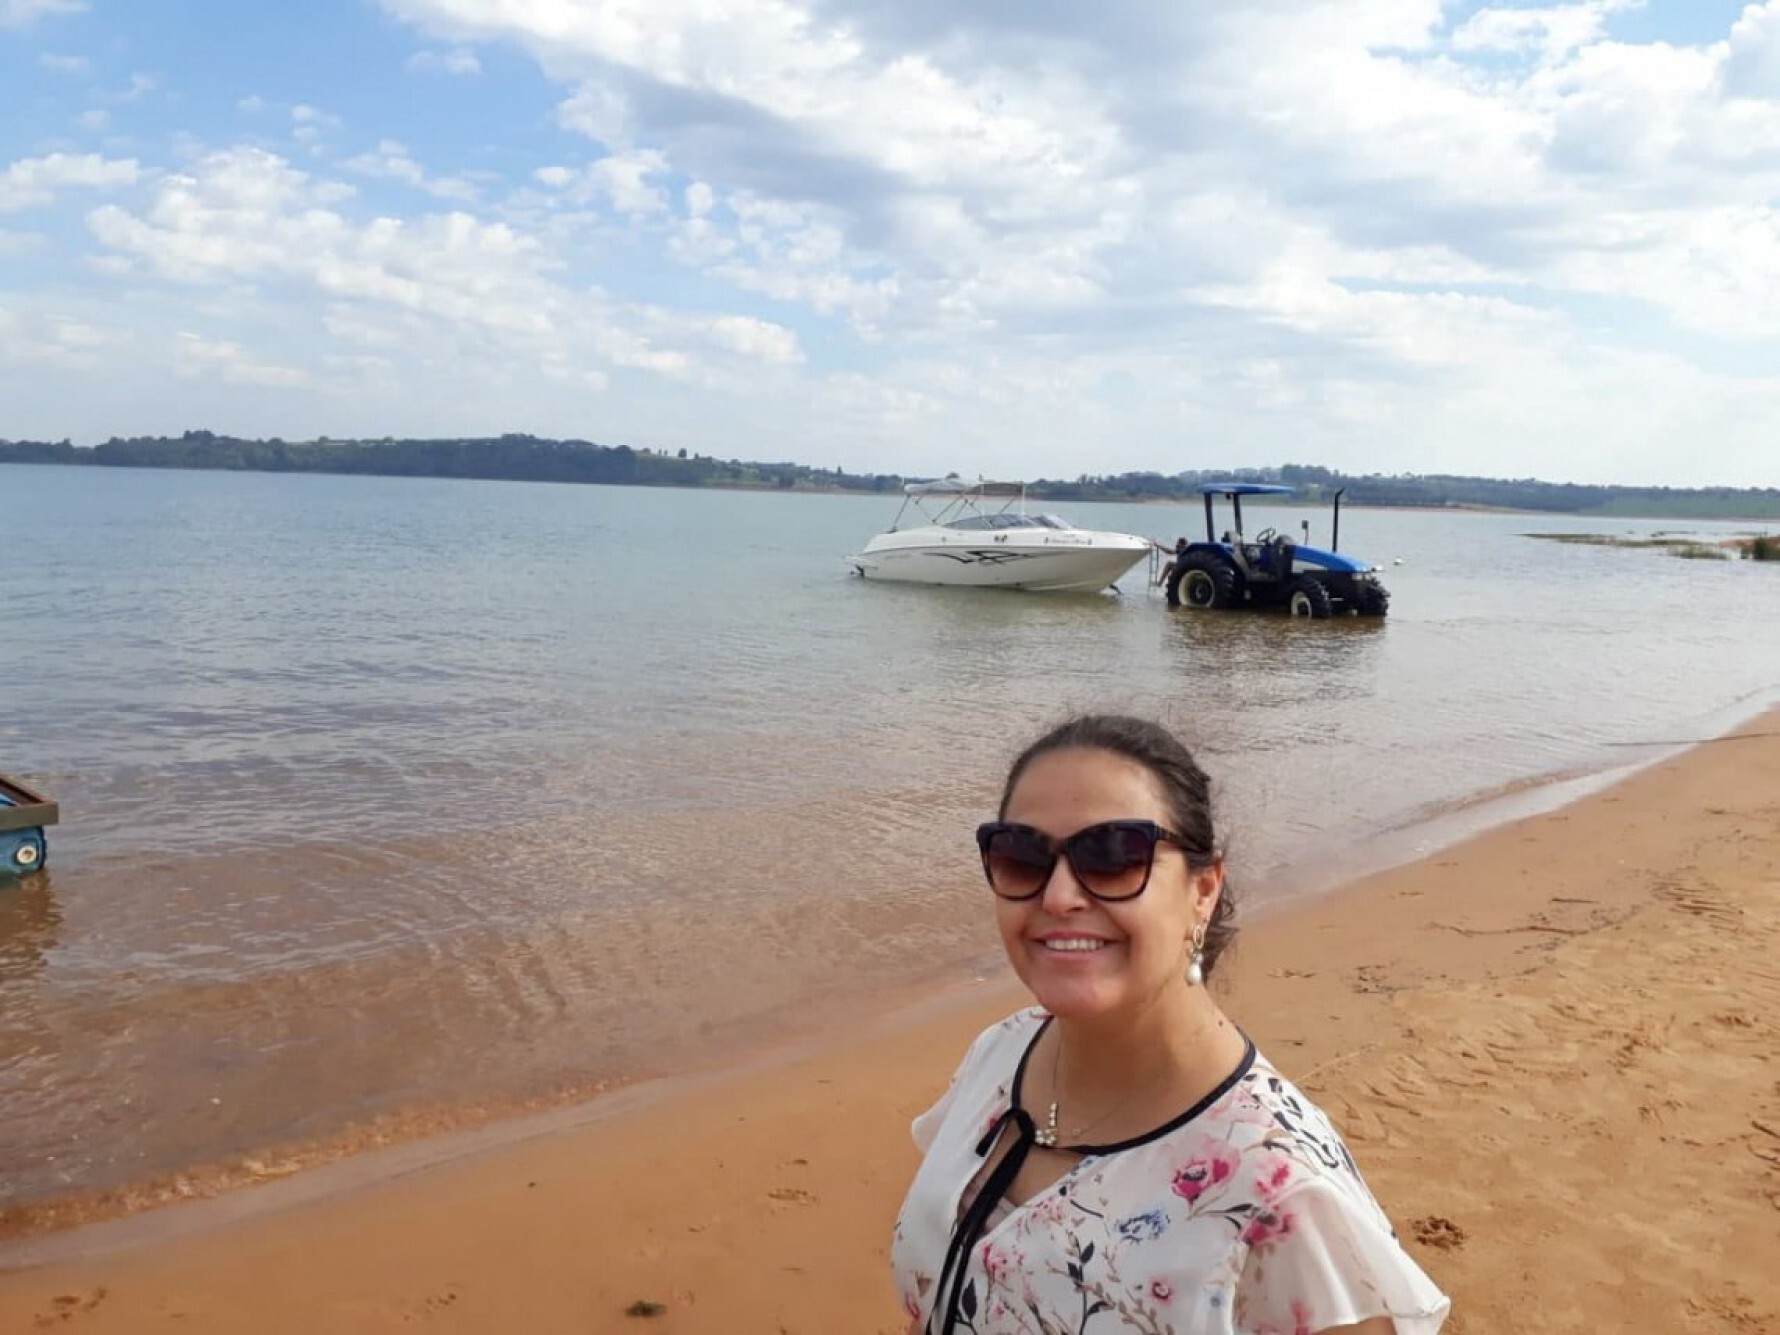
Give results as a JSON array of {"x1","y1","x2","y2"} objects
[{"x1": 886, "y1": 479, "x2": 1072, "y2": 533}]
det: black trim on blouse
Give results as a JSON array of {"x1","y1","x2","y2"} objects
[
  {"x1": 926, "y1": 1015, "x2": 1257, "y2": 1334},
  {"x1": 1011, "y1": 1013, "x2": 1259, "y2": 1154}
]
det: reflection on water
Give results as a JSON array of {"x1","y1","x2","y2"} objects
[
  {"x1": 0, "y1": 465, "x2": 1777, "y2": 1218},
  {"x1": 0, "y1": 874, "x2": 60, "y2": 982}
]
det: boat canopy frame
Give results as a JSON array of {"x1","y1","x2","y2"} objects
[{"x1": 889, "y1": 478, "x2": 1031, "y2": 532}]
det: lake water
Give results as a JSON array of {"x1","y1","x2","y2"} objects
[{"x1": 1, "y1": 464, "x2": 1776, "y2": 1222}]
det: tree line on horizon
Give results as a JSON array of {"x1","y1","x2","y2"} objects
[{"x1": 3, "y1": 430, "x2": 1777, "y2": 519}]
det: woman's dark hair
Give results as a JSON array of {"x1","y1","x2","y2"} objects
[{"x1": 997, "y1": 714, "x2": 1236, "y2": 978}]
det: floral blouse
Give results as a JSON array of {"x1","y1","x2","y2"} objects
[{"x1": 892, "y1": 1009, "x2": 1450, "y2": 1335}]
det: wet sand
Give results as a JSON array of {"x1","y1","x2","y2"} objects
[{"x1": 2, "y1": 711, "x2": 1777, "y2": 1333}]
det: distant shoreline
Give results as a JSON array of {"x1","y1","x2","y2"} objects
[
  {"x1": 5, "y1": 442, "x2": 1778, "y2": 522},
  {"x1": 9, "y1": 462, "x2": 1779, "y2": 525}
]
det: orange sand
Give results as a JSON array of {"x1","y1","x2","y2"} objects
[{"x1": 2, "y1": 713, "x2": 1777, "y2": 1333}]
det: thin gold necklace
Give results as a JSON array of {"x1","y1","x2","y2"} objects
[
  {"x1": 1035, "y1": 1032, "x2": 1157, "y2": 1149},
  {"x1": 1036, "y1": 1014, "x2": 1218, "y2": 1149}
]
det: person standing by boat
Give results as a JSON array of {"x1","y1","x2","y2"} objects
[
  {"x1": 892, "y1": 715, "x2": 1449, "y2": 1334},
  {"x1": 1155, "y1": 536, "x2": 1188, "y2": 588}
]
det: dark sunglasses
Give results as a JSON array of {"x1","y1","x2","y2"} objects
[{"x1": 974, "y1": 819, "x2": 1196, "y2": 902}]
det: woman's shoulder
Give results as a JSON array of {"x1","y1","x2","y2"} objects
[
  {"x1": 954, "y1": 1006, "x2": 1047, "y2": 1071},
  {"x1": 908, "y1": 1008, "x2": 1047, "y2": 1155},
  {"x1": 1211, "y1": 1049, "x2": 1368, "y2": 1190}
]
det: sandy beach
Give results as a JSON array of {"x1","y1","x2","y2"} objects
[{"x1": 2, "y1": 710, "x2": 1777, "y2": 1333}]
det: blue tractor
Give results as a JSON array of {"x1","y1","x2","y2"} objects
[{"x1": 1163, "y1": 483, "x2": 1390, "y2": 618}]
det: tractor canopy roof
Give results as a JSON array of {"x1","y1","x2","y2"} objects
[{"x1": 1196, "y1": 482, "x2": 1294, "y2": 496}]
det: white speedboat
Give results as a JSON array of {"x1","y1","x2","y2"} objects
[{"x1": 848, "y1": 480, "x2": 1153, "y2": 592}]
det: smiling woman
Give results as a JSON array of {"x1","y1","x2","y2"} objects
[{"x1": 892, "y1": 715, "x2": 1450, "y2": 1335}]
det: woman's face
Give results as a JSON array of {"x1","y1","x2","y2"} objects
[{"x1": 993, "y1": 747, "x2": 1220, "y2": 1022}]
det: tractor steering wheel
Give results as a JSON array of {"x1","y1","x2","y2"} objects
[{"x1": 1254, "y1": 527, "x2": 1278, "y2": 544}]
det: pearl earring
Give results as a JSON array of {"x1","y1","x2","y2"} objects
[{"x1": 1186, "y1": 921, "x2": 1208, "y2": 987}]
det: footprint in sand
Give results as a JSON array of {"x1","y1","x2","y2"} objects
[
  {"x1": 767, "y1": 1186, "x2": 818, "y2": 1205},
  {"x1": 34, "y1": 1288, "x2": 108, "y2": 1328},
  {"x1": 397, "y1": 1290, "x2": 460, "y2": 1323},
  {"x1": 1685, "y1": 1286, "x2": 1774, "y2": 1331},
  {"x1": 1409, "y1": 1216, "x2": 1467, "y2": 1251}
]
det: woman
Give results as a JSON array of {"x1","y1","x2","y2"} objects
[{"x1": 892, "y1": 716, "x2": 1449, "y2": 1334}]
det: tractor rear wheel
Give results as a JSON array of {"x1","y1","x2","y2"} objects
[
  {"x1": 1356, "y1": 582, "x2": 1390, "y2": 617},
  {"x1": 1287, "y1": 576, "x2": 1334, "y2": 619},
  {"x1": 1169, "y1": 556, "x2": 1237, "y2": 610}
]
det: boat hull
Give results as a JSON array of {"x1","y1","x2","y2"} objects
[{"x1": 850, "y1": 535, "x2": 1149, "y2": 592}]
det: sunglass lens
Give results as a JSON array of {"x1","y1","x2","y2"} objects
[
  {"x1": 984, "y1": 827, "x2": 1053, "y2": 898},
  {"x1": 1068, "y1": 823, "x2": 1155, "y2": 898}
]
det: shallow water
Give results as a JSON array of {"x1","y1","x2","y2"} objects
[{"x1": 1, "y1": 464, "x2": 1776, "y2": 1214}]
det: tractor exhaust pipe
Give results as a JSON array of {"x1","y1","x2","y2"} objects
[{"x1": 1332, "y1": 487, "x2": 1345, "y2": 552}]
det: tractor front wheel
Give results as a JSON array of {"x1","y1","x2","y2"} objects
[
  {"x1": 1356, "y1": 582, "x2": 1390, "y2": 617},
  {"x1": 1170, "y1": 556, "x2": 1238, "y2": 610},
  {"x1": 1287, "y1": 576, "x2": 1334, "y2": 619}
]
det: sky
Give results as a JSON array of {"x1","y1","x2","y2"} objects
[{"x1": 2, "y1": 0, "x2": 1778, "y2": 487}]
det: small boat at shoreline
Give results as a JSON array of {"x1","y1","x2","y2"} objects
[
  {"x1": 0, "y1": 775, "x2": 58, "y2": 878},
  {"x1": 847, "y1": 479, "x2": 1153, "y2": 592}
]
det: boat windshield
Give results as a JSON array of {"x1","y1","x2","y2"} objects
[
  {"x1": 883, "y1": 481, "x2": 1087, "y2": 535},
  {"x1": 942, "y1": 513, "x2": 1053, "y2": 532}
]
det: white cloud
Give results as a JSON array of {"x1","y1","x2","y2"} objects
[
  {"x1": 80, "y1": 147, "x2": 807, "y2": 400},
  {"x1": 703, "y1": 314, "x2": 802, "y2": 363},
  {"x1": 0, "y1": 307, "x2": 122, "y2": 371},
  {"x1": 1453, "y1": 1, "x2": 1640, "y2": 61},
  {"x1": 290, "y1": 104, "x2": 343, "y2": 146},
  {"x1": 238, "y1": 95, "x2": 267, "y2": 114},
  {"x1": 348, "y1": 141, "x2": 426, "y2": 188},
  {"x1": 405, "y1": 47, "x2": 481, "y2": 75},
  {"x1": 173, "y1": 333, "x2": 308, "y2": 387},
  {"x1": 76, "y1": 108, "x2": 110, "y2": 132},
  {"x1": 8, "y1": 1, "x2": 1780, "y2": 484},
  {"x1": 1723, "y1": 1, "x2": 1780, "y2": 99},
  {"x1": 1, "y1": 0, "x2": 84, "y2": 27},
  {"x1": 356, "y1": 0, "x2": 1780, "y2": 481},
  {"x1": 533, "y1": 149, "x2": 669, "y2": 215},
  {"x1": 344, "y1": 139, "x2": 480, "y2": 201},
  {"x1": 36, "y1": 52, "x2": 90, "y2": 74},
  {"x1": 0, "y1": 153, "x2": 140, "y2": 213}
]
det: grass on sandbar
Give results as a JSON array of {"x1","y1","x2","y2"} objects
[{"x1": 1522, "y1": 532, "x2": 1732, "y2": 561}]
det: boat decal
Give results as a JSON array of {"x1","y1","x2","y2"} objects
[{"x1": 935, "y1": 550, "x2": 1039, "y2": 566}]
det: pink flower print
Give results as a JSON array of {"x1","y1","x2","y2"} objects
[
  {"x1": 1149, "y1": 1279, "x2": 1174, "y2": 1303},
  {"x1": 1257, "y1": 1157, "x2": 1293, "y2": 1200},
  {"x1": 1170, "y1": 1143, "x2": 1240, "y2": 1206},
  {"x1": 1240, "y1": 1206, "x2": 1295, "y2": 1251},
  {"x1": 980, "y1": 1241, "x2": 1009, "y2": 1286},
  {"x1": 1030, "y1": 1193, "x2": 1068, "y2": 1226}
]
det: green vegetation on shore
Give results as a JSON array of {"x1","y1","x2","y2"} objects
[
  {"x1": 4, "y1": 431, "x2": 1779, "y2": 520},
  {"x1": 1525, "y1": 531, "x2": 1780, "y2": 561}
]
